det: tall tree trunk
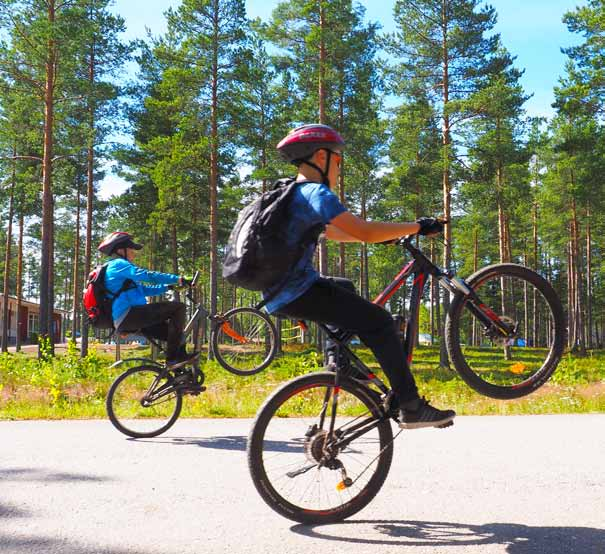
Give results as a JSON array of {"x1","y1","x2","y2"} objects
[
  {"x1": 439, "y1": 0, "x2": 451, "y2": 368},
  {"x1": 471, "y1": 227, "x2": 478, "y2": 346},
  {"x1": 532, "y1": 200, "x2": 538, "y2": 346},
  {"x1": 360, "y1": 185, "x2": 369, "y2": 299},
  {"x1": 570, "y1": 195, "x2": 585, "y2": 354},
  {"x1": 337, "y1": 82, "x2": 345, "y2": 277},
  {"x1": 71, "y1": 179, "x2": 81, "y2": 340},
  {"x1": 1, "y1": 156, "x2": 16, "y2": 352},
  {"x1": 260, "y1": 86, "x2": 268, "y2": 194},
  {"x1": 171, "y1": 222, "x2": 180, "y2": 303},
  {"x1": 585, "y1": 209, "x2": 593, "y2": 350},
  {"x1": 15, "y1": 208, "x2": 24, "y2": 352},
  {"x1": 317, "y1": 0, "x2": 329, "y2": 275},
  {"x1": 39, "y1": 0, "x2": 57, "y2": 357},
  {"x1": 81, "y1": 33, "x2": 95, "y2": 357},
  {"x1": 208, "y1": 0, "x2": 219, "y2": 320}
]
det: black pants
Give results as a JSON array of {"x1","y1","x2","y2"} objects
[
  {"x1": 277, "y1": 276, "x2": 419, "y2": 402},
  {"x1": 119, "y1": 302, "x2": 186, "y2": 361}
]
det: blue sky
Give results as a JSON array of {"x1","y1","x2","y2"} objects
[{"x1": 101, "y1": 0, "x2": 584, "y2": 198}]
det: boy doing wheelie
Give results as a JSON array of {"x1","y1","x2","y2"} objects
[
  {"x1": 97, "y1": 231, "x2": 197, "y2": 369},
  {"x1": 264, "y1": 124, "x2": 455, "y2": 429}
]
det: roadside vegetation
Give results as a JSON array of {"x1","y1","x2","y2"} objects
[{"x1": 1, "y1": 343, "x2": 603, "y2": 420}]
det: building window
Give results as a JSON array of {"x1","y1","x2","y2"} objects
[{"x1": 28, "y1": 313, "x2": 39, "y2": 337}]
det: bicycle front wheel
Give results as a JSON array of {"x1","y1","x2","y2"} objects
[
  {"x1": 247, "y1": 373, "x2": 394, "y2": 524},
  {"x1": 446, "y1": 264, "x2": 566, "y2": 399},
  {"x1": 211, "y1": 307, "x2": 277, "y2": 376},
  {"x1": 106, "y1": 365, "x2": 183, "y2": 438}
]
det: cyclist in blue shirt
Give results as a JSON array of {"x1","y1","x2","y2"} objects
[
  {"x1": 98, "y1": 232, "x2": 196, "y2": 368},
  {"x1": 267, "y1": 124, "x2": 455, "y2": 429}
]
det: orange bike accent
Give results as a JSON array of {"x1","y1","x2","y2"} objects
[{"x1": 221, "y1": 322, "x2": 248, "y2": 344}]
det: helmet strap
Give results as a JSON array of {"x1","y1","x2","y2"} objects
[{"x1": 299, "y1": 149, "x2": 332, "y2": 187}]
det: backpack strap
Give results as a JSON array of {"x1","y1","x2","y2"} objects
[{"x1": 100, "y1": 262, "x2": 136, "y2": 300}]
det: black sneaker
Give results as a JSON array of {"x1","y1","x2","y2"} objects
[
  {"x1": 398, "y1": 398, "x2": 456, "y2": 429},
  {"x1": 172, "y1": 368, "x2": 206, "y2": 394}
]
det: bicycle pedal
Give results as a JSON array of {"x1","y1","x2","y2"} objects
[{"x1": 436, "y1": 421, "x2": 454, "y2": 429}]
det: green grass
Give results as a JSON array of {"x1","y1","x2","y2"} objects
[{"x1": 0, "y1": 342, "x2": 604, "y2": 420}]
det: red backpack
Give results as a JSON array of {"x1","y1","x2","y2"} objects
[{"x1": 83, "y1": 264, "x2": 132, "y2": 329}]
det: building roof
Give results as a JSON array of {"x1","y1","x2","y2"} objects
[{"x1": 0, "y1": 293, "x2": 68, "y2": 315}]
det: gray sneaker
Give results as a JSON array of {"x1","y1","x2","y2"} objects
[{"x1": 398, "y1": 398, "x2": 455, "y2": 429}]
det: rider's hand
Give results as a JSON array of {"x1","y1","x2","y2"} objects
[
  {"x1": 178, "y1": 276, "x2": 193, "y2": 288},
  {"x1": 416, "y1": 217, "x2": 445, "y2": 236}
]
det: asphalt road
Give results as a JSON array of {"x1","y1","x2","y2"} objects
[{"x1": 1, "y1": 415, "x2": 604, "y2": 554}]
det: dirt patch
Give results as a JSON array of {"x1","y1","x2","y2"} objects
[
  {"x1": 0, "y1": 384, "x2": 50, "y2": 404},
  {"x1": 572, "y1": 382, "x2": 605, "y2": 399}
]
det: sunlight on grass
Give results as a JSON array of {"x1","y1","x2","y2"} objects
[{"x1": 1, "y1": 346, "x2": 604, "y2": 419}]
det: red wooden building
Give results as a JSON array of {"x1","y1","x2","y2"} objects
[{"x1": 0, "y1": 294, "x2": 63, "y2": 345}]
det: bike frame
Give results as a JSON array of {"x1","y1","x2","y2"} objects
[{"x1": 315, "y1": 236, "x2": 517, "y2": 441}]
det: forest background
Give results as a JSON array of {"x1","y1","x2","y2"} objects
[{"x1": 0, "y1": 0, "x2": 604, "y2": 361}]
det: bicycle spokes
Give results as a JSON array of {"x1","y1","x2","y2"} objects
[
  {"x1": 107, "y1": 367, "x2": 182, "y2": 437},
  {"x1": 259, "y1": 384, "x2": 386, "y2": 509},
  {"x1": 457, "y1": 272, "x2": 557, "y2": 387}
]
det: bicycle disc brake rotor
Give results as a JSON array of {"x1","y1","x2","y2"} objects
[{"x1": 485, "y1": 315, "x2": 516, "y2": 345}]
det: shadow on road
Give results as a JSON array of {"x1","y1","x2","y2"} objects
[
  {"x1": 291, "y1": 519, "x2": 605, "y2": 554},
  {"x1": 0, "y1": 467, "x2": 111, "y2": 483},
  {"x1": 130, "y1": 434, "x2": 307, "y2": 453},
  {"x1": 0, "y1": 502, "x2": 32, "y2": 519},
  {"x1": 0, "y1": 535, "x2": 150, "y2": 554}
]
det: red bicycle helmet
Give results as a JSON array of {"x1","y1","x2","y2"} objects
[
  {"x1": 98, "y1": 231, "x2": 142, "y2": 256},
  {"x1": 276, "y1": 124, "x2": 345, "y2": 164}
]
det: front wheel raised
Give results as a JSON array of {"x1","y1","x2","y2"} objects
[
  {"x1": 106, "y1": 365, "x2": 182, "y2": 438},
  {"x1": 446, "y1": 264, "x2": 566, "y2": 399},
  {"x1": 247, "y1": 372, "x2": 394, "y2": 524},
  {"x1": 211, "y1": 307, "x2": 277, "y2": 376}
]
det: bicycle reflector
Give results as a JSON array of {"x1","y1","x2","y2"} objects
[{"x1": 336, "y1": 478, "x2": 353, "y2": 491}]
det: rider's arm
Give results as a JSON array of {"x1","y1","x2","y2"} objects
[
  {"x1": 325, "y1": 224, "x2": 362, "y2": 243},
  {"x1": 112, "y1": 260, "x2": 179, "y2": 286},
  {"x1": 141, "y1": 284, "x2": 168, "y2": 297},
  {"x1": 329, "y1": 211, "x2": 421, "y2": 243}
]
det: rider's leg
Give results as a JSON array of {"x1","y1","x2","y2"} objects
[
  {"x1": 119, "y1": 302, "x2": 187, "y2": 362},
  {"x1": 321, "y1": 277, "x2": 358, "y2": 375},
  {"x1": 278, "y1": 278, "x2": 455, "y2": 428},
  {"x1": 278, "y1": 277, "x2": 418, "y2": 402}
]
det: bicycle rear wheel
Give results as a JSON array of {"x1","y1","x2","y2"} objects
[
  {"x1": 106, "y1": 365, "x2": 182, "y2": 438},
  {"x1": 446, "y1": 264, "x2": 566, "y2": 399},
  {"x1": 211, "y1": 307, "x2": 277, "y2": 376},
  {"x1": 247, "y1": 372, "x2": 394, "y2": 524}
]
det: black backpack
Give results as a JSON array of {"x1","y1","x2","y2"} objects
[
  {"x1": 83, "y1": 264, "x2": 133, "y2": 329},
  {"x1": 222, "y1": 178, "x2": 324, "y2": 294}
]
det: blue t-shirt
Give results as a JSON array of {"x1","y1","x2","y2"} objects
[{"x1": 262, "y1": 181, "x2": 347, "y2": 314}]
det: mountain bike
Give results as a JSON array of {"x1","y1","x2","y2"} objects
[
  {"x1": 247, "y1": 235, "x2": 566, "y2": 524},
  {"x1": 105, "y1": 271, "x2": 277, "y2": 438}
]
